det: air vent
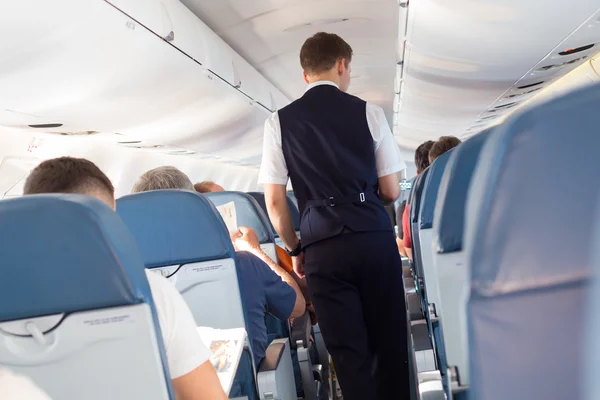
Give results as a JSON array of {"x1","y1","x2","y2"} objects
[
  {"x1": 480, "y1": 115, "x2": 498, "y2": 121},
  {"x1": 28, "y1": 123, "x2": 63, "y2": 129},
  {"x1": 43, "y1": 130, "x2": 99, "y2": 136},
  {"x1": 535, "y1": 56, "x2": 588, "y2": 72},
  {"x1": 517, "y1": 81, "x2": 544, "y2": 90},
  {"x1": 494, "y1": 102, "x2": 517, "y2": 110},
  {"x1": 117, "y1": 140, "x2": 142, "y2": 144},
  {"x1": 525, "y1": 87, "x2": 543, "y2": 94},
  {"x1": 504, "y1": 92, "x2": 525, "y2": 99},
  {"x1": 559, "y1": 44, "x2": 595, "y2": 56}
]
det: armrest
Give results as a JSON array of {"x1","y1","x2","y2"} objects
[
  {"x1": 290, "y1": 310, "x2": 311, "y2": 350},
  {"x1": 258, "y1": 341, "x2": 286, "y2": 373},
  {"x1": 256, "y1": 339, "x2": 297, "y2": 400}
]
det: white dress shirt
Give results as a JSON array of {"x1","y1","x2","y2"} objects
[
  {"x1": 258, "y1": 80, "x2": 406, "y2": 185},
  {"x1": 146, "y1": 270, "x2": 212, "y2": 379},
  {"x1": 0, "y1": 370, "x2": 51, "y2": 400}
]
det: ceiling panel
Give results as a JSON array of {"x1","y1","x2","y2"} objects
[
  {"x1": 181, "y1": 0, "x2": 400, "y2": 118},
  {"x1": 395, "y1": 0, "x2": 600, "y2": 148}
]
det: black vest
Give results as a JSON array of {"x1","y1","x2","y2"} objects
[{"x1": 279, "y1": 84, "x2": 392, "y2": 247}]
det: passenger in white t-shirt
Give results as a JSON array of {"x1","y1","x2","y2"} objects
[
  {"x1": 23, "y1": 157, "x2": 228, "y2": 400},
  {"x1": 0, "y1": 369, "x2": 51, "y2": 400}
]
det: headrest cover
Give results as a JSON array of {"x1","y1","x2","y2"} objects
[
  {"x1": 464, "y1": 82, "x2": 600, "y2": 400},
  {"x1": 0, "y1": 194, "x2": 150, "y2": 322},
  {"x1": 433, "y1": 128, "x2": 494, "y2": 253},
  {"x1": 248, "y1": 192, "x2": 301, "y2": 234},
  {"x1": 419, "y1": 149, "x2": 454, "y2": 229},
  {"x1": 584, "y1": 198, "x2": 600, "y2": 399},
  {"x1": 410, "y1": 167, "x2": 430, "y2": 223},
  {"x1": 466, "y1": 85, "x2": 600, "y2": 293},
  {"x1": 117, "y1": 190, "x2": 235, "y2": 268},
  {"x1": 206, "y1": 191, "x2": 276, "y2": 244}
]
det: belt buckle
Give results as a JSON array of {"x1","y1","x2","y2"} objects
[
  {"x1": 359, "y1": 192, "x2": 365, "y2": 203},
  {"x1": 329, "y1": 197, "x2": 335, "y2": 207}
]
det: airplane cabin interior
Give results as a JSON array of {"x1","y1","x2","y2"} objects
[{"x1": 2, "y1": 1, "x2": 600, "y2": 400}]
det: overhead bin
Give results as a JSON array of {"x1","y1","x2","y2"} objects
[
  {"x1": 106, "y1": 0, "x2": 288, "y2": 111},
  {"x1": 0, "y1": 0, "x2": 290, "y2": 164}
]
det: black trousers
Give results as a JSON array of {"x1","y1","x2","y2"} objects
[{"x1": 304, "y1": 231, "x2": 410, "y2": 400}]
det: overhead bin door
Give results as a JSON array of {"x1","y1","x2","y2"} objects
[{"x1": 107, "y1": 0, "x2": 235, "y2": 89}]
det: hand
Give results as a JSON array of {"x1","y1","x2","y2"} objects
[
  {"x1": 230, "y1": 226, "x2": 260, "y2": 252},
  {"x1": 293, "y1": 252, "x2": 305, "y2": 278}
]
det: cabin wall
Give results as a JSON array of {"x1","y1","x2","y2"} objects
[{"x1": 0, "y1": 129, "x2": 262, "y2": 199}]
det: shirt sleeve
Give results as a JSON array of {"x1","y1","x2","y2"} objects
[
  {"x1": 366, "y1": 103, "x2": 407, "y2": 177},
  {"x1": 402, "y1": 204, "x2": 412, "y2": 249},
  {"x1": 254, "y1": 258, "x2": 296, "y2": 320},
  {"x1": 146, "y1": 271, "x2": 212, "y2": 379},
  {"x1": 258, "y1": 112, "x2": 289, "y2": 185},
  {"x1": 0, "y1": 369, "x2": 51, "y2": 400}
]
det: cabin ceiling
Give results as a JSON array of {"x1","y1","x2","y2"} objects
[
  {"x1": 180, "y1": 0, "x2": 400, "y2": 121},
  {"x1": 182, "y1": 0, "x2": 600, "y2": 161},
  {"x1": 396, "y1": 0, "x2": 600, "y2": 150}
]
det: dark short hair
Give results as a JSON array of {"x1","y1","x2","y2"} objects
[
  {"x1": 23, "y1": 157, "x2": 114, "y2": 198},
  {"x1": 414, "y1": 141, "x2": 435, "y2": 173},
  {"x1": 429, "y1": 136, "x2": 462, "y2": 162},
  {"x1": 300, "y1": 32, "x2": 353, "y2": 75},
  {"x1": 194, "y1": 181, "x2": 215, "y2": 193}
]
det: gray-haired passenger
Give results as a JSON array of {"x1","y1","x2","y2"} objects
[{"x1": 131, "y1": 166, "x2": 194, "y2": 193}]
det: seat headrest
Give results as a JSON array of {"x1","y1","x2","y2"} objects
[
  {"x1": 117, "y1": 190, "x2": 235, "y2": 268},
  {"x1": 419, "y1": 149, "x2": 455, "y2": 229},
  {"x1": 433, "y1": 128, "x2": 494, "y2": 253},
  {"x1": 466, "y1": 85, "x2": 600, "y2": 291},
  {"x1": 0, "y1": 194, "x2": 150, "y2": 322},
  {"x1": 205, "y1": 191, "x2": 276, "y2": 244},
  {"x1": 584, "y1": 199, "x2": 600, "y2": 398},
  {"x1": 410, "y1": 167, "x2": 431, "y2": 223},
  {"x1": 248, "y1": 192, "x2": 300, "y2": 234},
  {"x1": 465, "y1": 83, "x2": 600, "y2": 399}
]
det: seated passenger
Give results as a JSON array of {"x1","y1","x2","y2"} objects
[
  {"x1": 402, "y1": 140, "x2": 434, "y2": 261},
  {"x1": 131, "y1": 166, "x2": 306, "y2": 366},
  {"x1": 194, "y1": 181, "x2": 225, "y2": 193},
  {"x1": 23, "y1": 157, "x2": 228, "y2": 400},
  {"x1": 0, "y1": 369, "x2": 51, "y2": 400},
  {"x1": 428, "y1": 135, "x2": 462, "y2": 164}
]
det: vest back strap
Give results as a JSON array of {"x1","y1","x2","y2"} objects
[{"x1": 305, "y1": 192, "x2": 379, "y2": 208}]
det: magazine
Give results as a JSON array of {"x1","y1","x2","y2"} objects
[
  {"x1": 215, "y1": 201, "x2": 238, "y2": 233},
  {"x1": 197, "y1": 326, "x2": 247, "y2": 394}
]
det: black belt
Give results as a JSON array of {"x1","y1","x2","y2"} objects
[{"x1": 305, "y1": 192, "x2": 379, "y2": 208}]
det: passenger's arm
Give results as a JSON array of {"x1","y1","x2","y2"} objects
[
  {"x1": 172, "y1": 361, "x2": 228, "y2": 400},
  {"x1": 146, "y1": 273, "x2": 228, "y2": 400},
  {"x1": 406, "y1": 247, "x2": 413, "y2": 261},
  {"x1": 396, "y1": 237, "x2": 408, "y2": 258},
  {"x1": 378, "y1": 173, "x2": 401, "y2": 204},
  {"x1": 263, "y1": 184, "x2": 299, "y2": 252},
  {"x1": 233, "y1": 228, "x2": 306, "y2": 318}
]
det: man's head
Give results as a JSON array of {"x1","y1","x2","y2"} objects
[
  {"x1": 429, "y1": 136, "x2": 462, "y2": 164},
  {"x1": 23, "y1": 157, "x2": 116, "y2": 209},
  {"x1": 414, "y1": 140, "x2": 435, "y2": 174},
  {"x1": 300, "y1": 32, "x2": 353, "y2": 92},
  {"x1": 131, "y1": 166, "x2": 194, "y2": 193},
  {"x1": 194, "y1": 181, "x2": 224, "y2": 193}
]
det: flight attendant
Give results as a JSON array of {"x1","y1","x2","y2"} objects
[{"x1": 258, "y1": 32, "x2": 409, "y2": 400}]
